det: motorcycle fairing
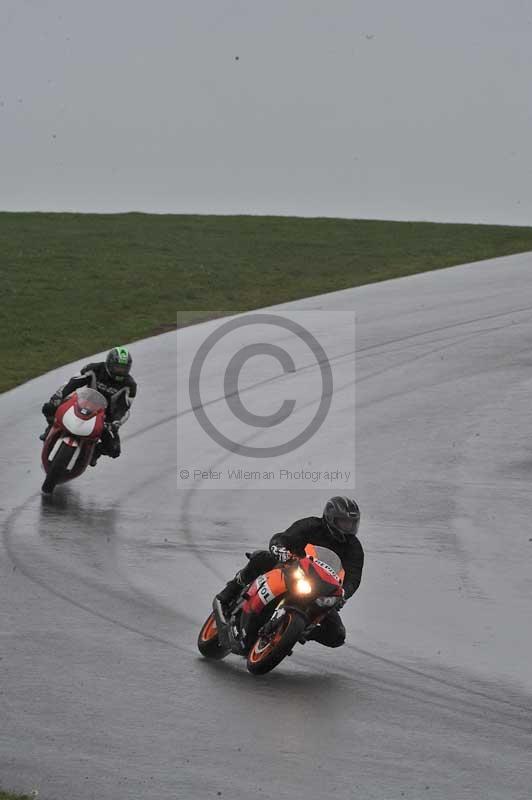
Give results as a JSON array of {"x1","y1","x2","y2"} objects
[
  {"x1": 304, "y1": 543, "x2": 345, "y2": 583},
  {"x1": 55, "y1": 392, "x2": 106, "y2": 441},
  {"x1": 61, "y1": 406, "x2": 98, "y2": 437},
  {"x1": 242, "y1": 567, "x2": 287, "y2": 617}
]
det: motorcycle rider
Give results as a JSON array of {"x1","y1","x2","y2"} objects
[
  {"x1": 40, "y1": 346, "x2": 137, "y2": 465},
  {"x1": 217, "y1": 496, "x2": 364, "y2": 648}
]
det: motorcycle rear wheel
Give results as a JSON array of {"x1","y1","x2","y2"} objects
[
  {"x1": 246, "y1": 609, "x2": 306, "y2": 675},
  {"x1": 41, "y1": 442, "x2": 75, "y2": 494},
  {"x1": 197, "y1": 612, "x2": 230, "y2": 660}
]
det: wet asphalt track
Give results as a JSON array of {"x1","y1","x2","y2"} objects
[{"x1": 1, "y1": 253, "x2": 532, "y2": 799}]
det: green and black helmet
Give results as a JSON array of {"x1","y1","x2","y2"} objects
[{"x1": 105, "y1": 346, "x2": 132, "y2": 381}]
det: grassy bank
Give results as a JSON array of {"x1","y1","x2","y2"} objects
[
  {"x1": 0, "y1": 791, "x2": 34, "y2": 800},
  {"x1": 2, "y1": 212, "x2": 532, "y2": 393}
]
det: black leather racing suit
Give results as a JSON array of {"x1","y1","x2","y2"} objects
[
  {"x1": 42, "y1": 362, "x2": 137, "y2": 458},
  {"x1": 238, "y1": 516, "x2": 364, "y2": 648}
]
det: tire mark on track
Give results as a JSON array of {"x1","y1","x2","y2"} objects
[
  {"x1": 342, "y1": 643, "x2": 532, "y2": 717},
  {"x1": 2, "y1": 491, "x2": 194, "y2": 653}
]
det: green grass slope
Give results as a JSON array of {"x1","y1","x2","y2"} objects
[
  {"x1": 0, "y1": 791, "x2": 34, "y2": 800},
  {"x1": 2, "y1": 212, "x2": 532, "y2": 393}
]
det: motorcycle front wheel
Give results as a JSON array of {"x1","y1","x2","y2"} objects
[
  {"x1": 246, "y1": 609, "x2": 306, "y2": 675},
  {"x1": 41, "y1": 441, "x2": 75, "y2": 494}
]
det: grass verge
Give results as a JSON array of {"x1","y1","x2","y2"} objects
[
  {"x1": 2, "y1": 211, "x2": 532, "y2": 393},
  {"x1": 0, "y1": 791, "x2": 34, "y2": 800}
]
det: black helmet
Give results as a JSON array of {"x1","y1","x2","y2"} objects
[
  {"x1": 105, "y1": 346, "x2": 132, "y2": 381},
  {"x1": 323, "y1": 496, "x2": 360, "y2": 543}
]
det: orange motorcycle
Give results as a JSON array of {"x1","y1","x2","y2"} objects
[{"x1": 198, "y1": 546, "x2": 345, "y2": 675}]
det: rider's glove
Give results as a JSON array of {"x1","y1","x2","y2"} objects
[
  {"x1": 42, "y1": 400, "x2": 59, "y2": 418},
  {"x1": 45, "y1": 392, "x2": 62, "y2": 412},
  {"x1": 270, "y1": 545, "x2": 293, "y2": 563}
]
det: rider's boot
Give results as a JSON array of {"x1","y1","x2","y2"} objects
[
  {"x1": 216, "y1": 571, "x2": 245, "y2": 614},
  {"x1": 299, "y1": 625, "x2": 319, "y2": 645}
]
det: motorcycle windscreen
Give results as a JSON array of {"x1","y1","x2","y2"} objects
[
  {"x1": 305, "y1": 544, "x2": 344, "y2": 582},
  {"x1": 75, "y1": 387, "x2": 107, "y2": 415}
]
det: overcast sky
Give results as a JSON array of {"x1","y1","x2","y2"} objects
[{"x1": 1, "y1": 0, "x2": 531, "y2": 224}]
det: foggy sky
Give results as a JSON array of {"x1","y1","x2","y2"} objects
[{"x1": 1, "y1": 0, "x2": 531, "y2": 224}]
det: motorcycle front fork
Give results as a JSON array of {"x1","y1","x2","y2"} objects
[{"x1": 258, "y1": 603, "x2": 287, "y2": 638}]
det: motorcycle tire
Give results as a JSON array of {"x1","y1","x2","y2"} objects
[
  {"x1": 246, "y1": 609, "x2": 306, "y2": 675},
  {"x1": 41, "y1": 442, "x2": 74, "y2": 494},
  {"x1": 197, "y1": 612, "x2": 230, "y2": 660}
]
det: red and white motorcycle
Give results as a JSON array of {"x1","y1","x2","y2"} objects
[{"x1": 40, "y1": 387, "x2": 107, "y2": 494}]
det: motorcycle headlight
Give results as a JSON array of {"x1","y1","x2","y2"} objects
[{"x1": 296, "y1": 578, "x2": 312, "y2": 595}]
